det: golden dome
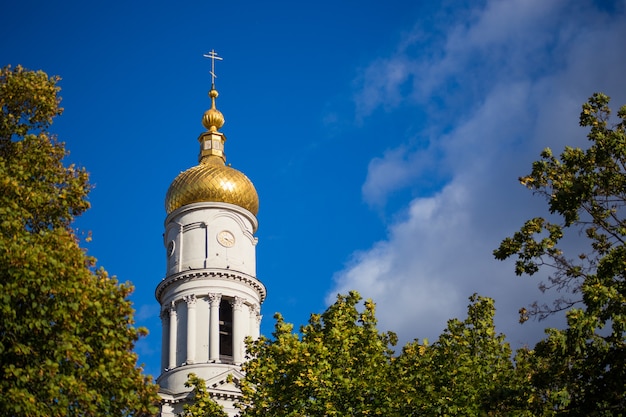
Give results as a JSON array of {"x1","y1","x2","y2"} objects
[
  {"x1": 165, "y1": 77, "x2": 258, "y2": 215},
  {"x1": 165, "y1": 158, "x2": 259, "y2": 215}
]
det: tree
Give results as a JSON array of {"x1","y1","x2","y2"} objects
[
  {"x1": 395, "y1": 294, "x2": 532, "y2": 416},
  {"x1": 178, "y1": 374, "x2": 228, "y2": 417},
  {"x1": 238, "y1": 292, "x2": 538, "y2": 416},
  {"x1": 0, "y1": 65, "x2": 160, "y2": 416},
  {"x1": 238, "y1": 291, "x2": 398, "y2": 417},
  {"x1": 494, "y1": 93, "x2": 626, "y2": 414}
]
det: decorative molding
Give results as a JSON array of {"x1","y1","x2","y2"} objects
[
  {"x1": 183, "y1": 294, "x2": 197, "y2": 306},
  {"x1": 157, "y1": 367, "x2": 245, "y2": 401},
  {"x1": 158, "y1": 390, "x2": 243, "y2": 404},
  {"x1": 156, "y1": 269, "x2": 266, "y2": 302},
  {"x1": 208, "y1": 293, "x2": 222, "y2": 305},
  {"x1": 213, "y1": 210, "x2": 257, "y2": 244},
  {"x1": 164, "y1": 201, "x2": 258, "y2": 233},
  {"x1": 231, "y1": 296, "x2": 244, "y2": 311},
  {"x1": 182, "y1": 221, "x2": 208, "y2": 233}
]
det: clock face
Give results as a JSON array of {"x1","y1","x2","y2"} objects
[{"x1": 217, "y1": 230, "x2": 235, "y2": 247}]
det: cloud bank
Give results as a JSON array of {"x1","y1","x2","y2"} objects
[{"x1": 330, "y1": 0, "x2": 626, "y2": 348}]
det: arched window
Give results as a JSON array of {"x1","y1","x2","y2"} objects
[{"x1": 219, "y1": 299, "x2": 233, "y2": 361}]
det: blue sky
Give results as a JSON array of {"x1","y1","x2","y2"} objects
[{"x1": 2, "y1": 0, "x2": 626, "y2": 379}]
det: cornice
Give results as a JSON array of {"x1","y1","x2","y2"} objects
[
  {"x1": 165, "y1": 201, "x2": 258, "y2": 232},
  {"x1": 155, "y1": 268, "x2": 266, "y2": 302}
]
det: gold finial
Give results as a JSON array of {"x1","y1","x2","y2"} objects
[
  {"x1": 201, "y1": 50, "x2": 225, "y2": 132},
  {"x1": 202, "y1": 89, "x2": 225, "y2": 132},
  {"x1": 199, "y1": 50, "x2": 226, "y2": 163}
]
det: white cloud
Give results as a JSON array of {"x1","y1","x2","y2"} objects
[
  {"x1": 331, "y1": 0, "x2": 626, "y2": 348},
  {"x1": 353, "y1": 57, "x2": 415, "y2": 122},
  {"x1": 362, "y1": 145, "x2": 429, "y2": 207}
]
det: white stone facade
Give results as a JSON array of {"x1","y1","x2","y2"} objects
[{"x1": 156, "y1": 201, "x2": 265, "y2": 416}]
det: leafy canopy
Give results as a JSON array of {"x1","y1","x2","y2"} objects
[
  {"x1": 495, "y1": 93, "x2": 626, "y2": 414},
  {"x1": 239, "y1": 291, "x2": 397, "y2": 417},
  {"x1": 237, "y1": 292, "x2": 529, "y2": 417},
  {"x1": 395, "y1": 294, "x2": 531, "y2": 416},
  {"x1": 0, "y1": 65, "x2": 160, "y2": 416}
]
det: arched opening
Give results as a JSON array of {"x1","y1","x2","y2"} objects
[{"x1": 219, "y1": 299, "x2": 233, "y2": 361}]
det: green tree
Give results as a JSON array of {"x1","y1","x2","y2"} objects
[
  {"x1": 238, "y1": 291, "x2": 397, "y2": 417},
  {"x1": 178, "y1": 374, "x2": 228, "y2": 417},
  {"x1": 494, "y1": 93, "x2": 626, "y2": 414},
  {"x1": 395, "y1": 294, "x2": 532, "y2": 416},
  {"x1": 0, "y1": 65, "x2": 160, "y2": 416}
]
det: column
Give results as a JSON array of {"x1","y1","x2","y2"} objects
[
  {"x1": 248, "y1": 304, "x2": 259, "y2": 339},
  {"x1": 160, "y1": 308, "x2": 170, "y2": 371},
  {"x1": 208, "y1": 293, "x2": 221, "y2": 362},
  {"x1": 254, "y1": 310, "x2": 262, "y2": 340},
  {"x1": 168, "y1": 301, "x2": 177, "y2": 369},
  {"x1": 248, "y1": 304, "x2": 259, "y2": 340},
  {"x1": 184, "y1": 295, "x2": 196, "y2": 364},
  {"x1": 232, "y1": 296, "x2": 246, "y2": 364}
]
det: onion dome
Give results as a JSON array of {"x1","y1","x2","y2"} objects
[
  {"x1": 165, "y1": 85, "x2": 259, "y2": 215},
  {"x1": 202, "y1": 88, "x2": 224, "y2": 132}
]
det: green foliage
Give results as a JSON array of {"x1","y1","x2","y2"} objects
[
  {"x1": 0, "y1": 65, "x2": 63, "y2": 140},
  {"x1": 395, "y1": 294, "x2": 532, "y2": 416},
  {"x1": 239, "y1": 291, "x2": 398, "y2": 416},
  {"x1": 0, "y1": 65, "x2": 160, "y2": 416},
  {"x1": 495, "y1": 93, "x2": 626, "y2": 414},
  {"x1": 239, "y1": 292, "x2": 534, "y2": 416},
  {"x1": 179, "y1": 374, "x2": 228, "y2": 417}
]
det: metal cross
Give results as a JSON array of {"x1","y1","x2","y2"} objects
[{"x1": 203, "y1": 49, "x2": 223, "y2": 87}]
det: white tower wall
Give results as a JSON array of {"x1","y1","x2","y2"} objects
[
  {"x1": 165, "y1": 202, "x2": 257, "y2": 277},
  {"x1": 156, "y1": 202, "x2": 265, "y2": 417}
]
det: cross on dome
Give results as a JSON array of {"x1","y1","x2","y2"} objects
[{"x1": 203, "y1": 49, "x2": 223, "y2": 87}]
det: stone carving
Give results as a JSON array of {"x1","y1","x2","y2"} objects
[
  {"x1": 231, "y1": 296, "x2": 244, "y2": 311},
  {"x1": 183, "y1": 294, "x2": 197, "y2": 306},
  {"x1": 208, "y1": 293, "x2": 222, "y2": 306}
]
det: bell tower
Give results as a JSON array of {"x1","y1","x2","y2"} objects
[{"x1": 156, "y1": 51, "x2": 265, "y2": 416}]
